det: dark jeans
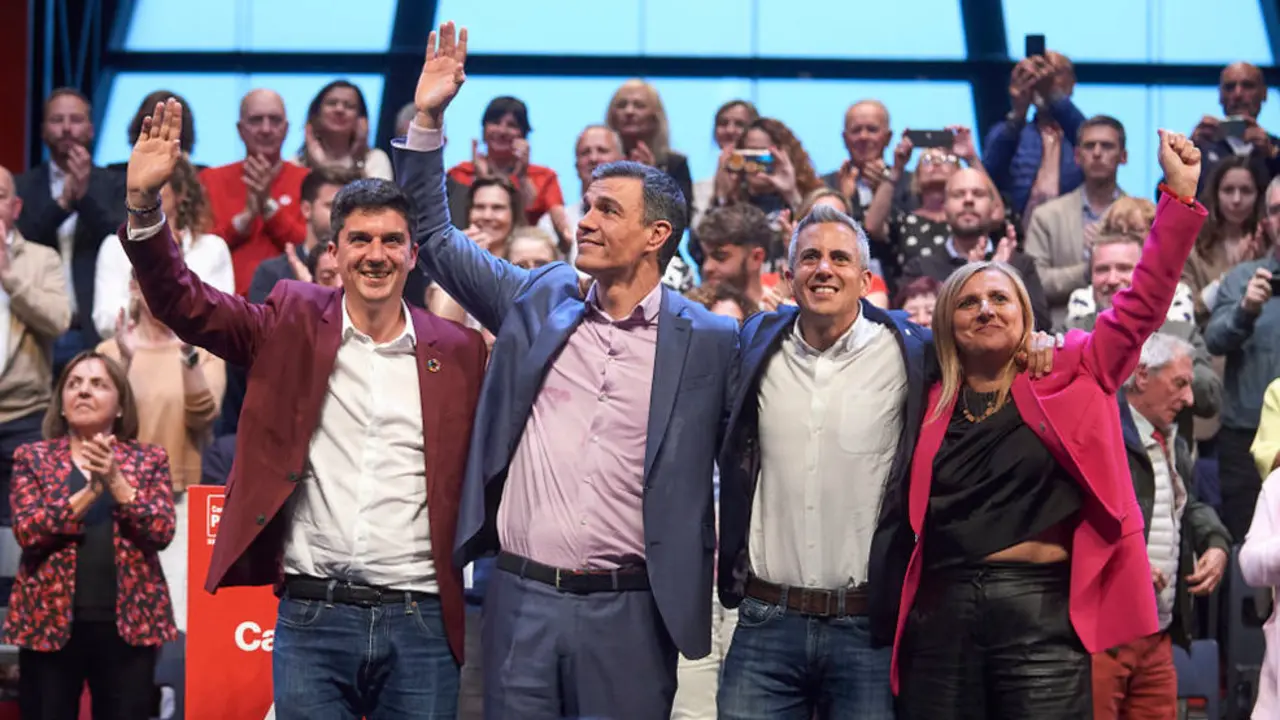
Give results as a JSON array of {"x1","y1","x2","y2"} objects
[
  {"x1": 1218, "y1": 425, "x2": 1260, "y2": 541},
  {"x1": 900, "y1": 561, "x2": 1090, "y2": 720},
  {"x1": 717, "y1": 598, "x2": 893, "y2": 719},
  {"x1": 272, "y1": 592, "x2": 459, "y2": 719},
  {"x1": 19, "y1": 620, "x2": 159, "y2": 720}
]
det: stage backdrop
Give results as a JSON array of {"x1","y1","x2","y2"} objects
[{"x1": 186, "y1": 485, "x2": 277, "y2": 719}]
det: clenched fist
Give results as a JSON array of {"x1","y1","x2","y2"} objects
[{"x1": 1156, "y1": 129, "x2": 1201, "y2": 201}]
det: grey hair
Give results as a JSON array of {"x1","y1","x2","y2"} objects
[
  {"x1": 788, "y1": 204, "x2": 872, "y2": 270},
  {"x1": 578, "y1": 123, "x2": 625, "y2": 156},
  {"x1": 1123, "y1": 333, "x2": 1196, "y2": 390}
]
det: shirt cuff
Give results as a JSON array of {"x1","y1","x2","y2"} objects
[
  {"x1": 407, "y1": 121, "x2": 445, "y2": 152},
  {"x1": 126, "y1": 213, "x2": 167, "y2": 242},
  {"x1": 232, "y1": 211, "x2": 252, "y2": 236}
]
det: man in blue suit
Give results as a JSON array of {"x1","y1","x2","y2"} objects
[{"x1": 395, "y1": 23, "x2": 738, "y2": 719}]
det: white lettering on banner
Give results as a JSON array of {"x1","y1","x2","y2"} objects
[{"x1": 234, "y1": 621, "x2": 275, "y2": 652}]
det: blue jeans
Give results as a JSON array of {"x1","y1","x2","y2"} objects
[
  {"x1": 272, "y1": 593, "x2": 459, "y2": 720},
  {"x1": 717, "y1": 596, "x2": 894, "y2": 720}
]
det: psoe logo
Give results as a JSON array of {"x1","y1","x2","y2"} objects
[
  {"x1": 234, "y1": 621, "x2": 275, "y2": 652},
  {"x1": 206, "y1": 493, "x2": 225, "y2": 540}
]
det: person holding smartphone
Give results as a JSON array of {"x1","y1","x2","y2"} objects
[{"x1": 1188, "y1": 62, "x2": 1280, "y2": 195}]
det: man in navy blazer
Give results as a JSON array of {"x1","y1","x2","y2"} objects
[
  {"x1": 396, "y1": 23, "x2": 738, "y2": 720},
  {"x1": 716, "y1": 206, "x2": 931, "y2": 718}
]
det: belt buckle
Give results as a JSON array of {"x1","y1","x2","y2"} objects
[
  {"x1": 801, "y1": 588, "x2": 831, "y2": 618},
  {"x1": 555, "y1": 568, "x2": 562, "y2": 591}
]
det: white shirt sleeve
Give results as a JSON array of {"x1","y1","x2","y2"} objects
[
  {"x1": 404, "y1": 122, "x2": 445, "y2": 152},
  {"x1": 202, "y1": 234, "x2": 237, "y2": 295},
  {"x1": 125, "y1": 213, "x2": 168, "y2": 242},
  {"x1": 92, "y1": 233, "x2": 131, "y2": 339}
]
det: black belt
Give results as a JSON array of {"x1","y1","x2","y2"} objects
[
  {"x1": 744, "y1": 575, "x2": 869, "y2": 617},
  {"x1": 496, "y1": 552, "x2": 649, "y2": 594},
  {"x1": 283, "y1": 575, "x2": 435, "y2": 607}
]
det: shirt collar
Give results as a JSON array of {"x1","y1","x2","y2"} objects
[
  {"x1": 49, "y1": 163, "x2": 67, "y2": 183},
  {"x1": 790, "y1": 304, "x2": 877, "y2": 358},
  {"x1": 584, "y1": 281, "x2": 663, "y2": 325},
  {"x1": 340, "y1": 296, "x2": 416, "y2": 351},
  {"x1": 1082, "y1": 187, "x2": 1122, "y2": 219},
  {"x1": 1127, "y1": 402, "x2": 1174, "y2": 449},
  {"x1": 946, "y1": 236, "x2": 992, "y2": 261}
]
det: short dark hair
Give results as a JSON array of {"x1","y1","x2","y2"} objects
[
  {"x1": 128, "y1": 90, "x2": 195, "y2": 153},
  {"x1": 893, "y1": 275, "x2": 942, "y2": 309},
  {"x1": 44, "y1": 351, "x2": 139, "y2": 441},
  {"x1": 590, "y1": 160, "x2": 688, "y2": 272},
  {"x1": 307, "y1": 80, "x2": 369, "y2": 123},
  {"x1": 482, "y1": 96, "x2": 531, "y2": 137},
  {"x1": 696, "y1": 203, "x2": 773, "y2": 250},
  {"x1": 45, "y1": 87, "x2": 91, "y2": 117},
  {"x1": 684, "y1": 282, "x2": 759, "y2": 320},
  {"x1": 1077, "y1": 114, "x2": 1126, "y2": 150},
  {"x1": 306, "y1": 242, "x2": 329, "y2": 279},
  {"x1": 329, "y1": 179, "x2": 416, "y2": 242},
  {"x1": 467, "y1": 175, "x2": 526, "y2": 229},
  {"x1": 301, "y1": 167, "x2": 359, "y2": 205}
]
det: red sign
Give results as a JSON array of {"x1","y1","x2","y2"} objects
[{"x1": 185, "y1": 486, "x2": 278, "y2": 719}]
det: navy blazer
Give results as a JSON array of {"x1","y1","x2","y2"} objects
[
  {"x1": 393, "y1": 142, "x2": 740, "y2": 660},
  {"x1": 718, "y1": 302, "x2": 932, "y2": 647}
]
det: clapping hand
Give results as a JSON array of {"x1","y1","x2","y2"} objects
[
  {"x1": 1156, "y1": 129, "x2": 1202, "y2": 200},
  {"x1": 629, "y1": 141, "x2": 657, "y2": 167},
  {"x1": 415, "y1": 21, "x2": 469, "y2": 130},
  {"x1": 284, "y1": 243, "x2": 313, "y2": 283},
  {"x1": 993, "y1": 222, "x2": 1017, "y2": 264},
  {"x1": 81, "y1": 433, "x2": 118, "y2": 485},
  {"x1": 126, "y1": 99, "x2": 184, "y2": 211},
  {"x1": 60, "y1": 145, "x2": 92, "y2": 209}
]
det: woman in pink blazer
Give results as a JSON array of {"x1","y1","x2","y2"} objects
[
  {"x1": 1241, "y1": 473, "x2": 1280, "y2": 718},
  {"x1": 890, "y1": 131, "x2": 1206, "y2": 718}
]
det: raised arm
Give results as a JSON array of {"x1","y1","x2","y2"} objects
[
  {"x1": 391, "y1": 22, "x2": 530, "y2": 334},
  {"x1": 120, "y1": 99, "x2": 275, "y2": 368},
  {"x1": 1083, "y1": 131, "x2": 1207, "y2": 392}
]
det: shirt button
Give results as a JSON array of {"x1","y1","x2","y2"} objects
[
  {"x1": 592, "y1": 436, "x2": 600, "y2": 443},
  {"x1": 599, "y1": 393, "x2": 608, "y2": 402},
  {"x1": 256, "y1": 514, "x2": 266, "y2": 526},
  {"x1": 581, "y1": 519, "x2": 588, "y2": 526}
]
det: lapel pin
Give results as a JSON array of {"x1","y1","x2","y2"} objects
[{"x1": 426, "y1": 358, "x2": 441, "y2": 373}]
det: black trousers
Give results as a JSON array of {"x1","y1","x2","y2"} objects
[
  {"x1": 1218, "y1": 425, "x2": 1260, "y2": 541},
  {"x1": 899, "y1": 561, "x2": 1090, "y2": 720},
  {"x1": 19, "y1": 620, "x2": 158, "y2": 720}
]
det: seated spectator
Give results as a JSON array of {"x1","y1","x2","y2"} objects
[
  {"x1": 605, "y1": 79, "x2": 694, "y2": 214},
  {"x1": 247, "y1": 167, "x2": 355, "y2": 303},
  {"x1": 1026, "y1": 115, "x2": 1128, "y2": 326},
  {"x1": 296, "y1": 80, "x2": 392, "y2": 181},
  {"x1": 1094, "y1": 334, "x2": 1230, "y2": 719},
  {"x1": 95, "y1": 155, "x2": 234, "y2": 336},
  {"x1": 3, "y1": 351, "x2": 176, "y2": 720},
  {"x1": 728, "y1": 118, "x2": 824, "y2": 220},
  {"x1": 1254, "y1": 377, "x2": 1280, "y2": 481},
  {"x1": 427, "y1": 176, "x2": 523, "y2": 324},
  {"x1": 306, "y1": 241, "x2": 342, "y2": 288},
  {"x1": 900, "y1": 167, "x2": 1051, "y2": 329},
  {"x1": 506, "y1": 227, "x2": 561, "y2": 270},
  {"x1": 697, "y1": 203, "x2": 772, "y2": 307},
  {"x1": 894, "y1": 275, "x2": 941, "y2": 328},
  {"x1": 822, "y1": 99, "x2": 917, "y2": 219},
  {"x1": 1184, "y1": 155, "x2": 1268, "y2": 325},
  {"x1": 983, "y1": 51, "x2": 1087, "y2": 215},
  {"x1": 448, "y1": 96, "x2": 568, "y2": 241},
  {"x1": 692, "y1": 100, "x2": 758, "y2": 230},
  {"x1": 537, "y1": 124, "x2": 624, "y2": 265},
  {"x1": 199, "y1": 89, "x2": 309, "y2": 295},
  {"x1": 1238, "y1": 472, "x2": 1280, "y2": 718},
  {"x1": 1192, "y1": 62, "x2": 1280, "y2": 193}
]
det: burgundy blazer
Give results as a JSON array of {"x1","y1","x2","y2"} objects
[
  {"x1": 2, "y1": 438, "x2": 178, "y2": 651},
  {"x1": 118, "y1": 223, "x2": 487, "y2": 663},
  {"x1": 889, "y1": 195, "x2": 1208, "y2": 692}
]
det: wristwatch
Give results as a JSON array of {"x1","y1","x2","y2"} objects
[
  {"x1": 181, "y1": 344, "x2": 199, "y2": 368},
  {"x1": 262, "y1": 198, "x2": 280, "y2": 219}
]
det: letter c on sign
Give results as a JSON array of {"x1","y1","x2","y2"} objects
[{"x1": 236, "y1": 621, "x2": 261, "y2": 651}]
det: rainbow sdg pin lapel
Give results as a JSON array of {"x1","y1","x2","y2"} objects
[{"x1": 426, "y1": 359, "x2": 441, "y2": 373}]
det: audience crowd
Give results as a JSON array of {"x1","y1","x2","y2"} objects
[{"x1": 4, "y1": 32, "x2": 1280, "y2": 718}]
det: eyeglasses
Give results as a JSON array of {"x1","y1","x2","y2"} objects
[{"x1": 920, "y1": 153, "x2": 959, "y2": 166}]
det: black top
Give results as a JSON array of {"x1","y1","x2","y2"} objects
[
  {"x1": 923, "y1": 392, "x2": 1081, "y2": 570},
  {"x1": 67, "y1": 465, "x2": 117, "y2": 621}
]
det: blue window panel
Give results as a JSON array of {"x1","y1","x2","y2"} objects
[
  {"x1": 1069, "y1": 84, "x2": 1280, "y2": 194},
  {"x1": 756, "y1": 0, "x2": 966, "y2": 59},
  {"x1": 124, "y1": 0, "x2": 396, "y2": 52},
  {"x1": 95, "y1": 73, "x2": 385, "y2": 169},
  {"x1": 1004, "y1": 0, "x2": 1272, "y2": 65},
  {"x1": 433, "y1": 1, "x2": 644, "y2": 56},
  {"x1": 754, "y1": 80, "x2": 978, "y2": 180}
]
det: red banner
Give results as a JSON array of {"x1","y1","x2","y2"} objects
[{"x1": 185, "y1": 486, "x2": 277, "y2": 719}]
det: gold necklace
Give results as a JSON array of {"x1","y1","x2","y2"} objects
[{"x1": 961, "y1": 388, "x2": 1001, "y2": 423}]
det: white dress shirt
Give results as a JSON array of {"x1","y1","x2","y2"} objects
[
  {"x1": 281, "y1": 298, "x2": 436, "y2": 593},
  {"x1": 93, "y1": 229, "x2": 235, "y2": 338},
  {"x1": 48, "y1": 164, "x2": 79, "y2": 314},
  {"x1": 749, "y1": 311, "x2": 908, "y2": 589}
]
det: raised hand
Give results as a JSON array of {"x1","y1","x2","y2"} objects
[
  {"x1": 1157, "y1": 129, "x2": 1202, "y2": 200},
  {"x1": 993, "y1": 223, "x2": 1017, "y2": 264},
  {"x1": 629, "y1": 141, "x2": 657, "y2": 167},
  {"x1": 949, "y1": 125, "x2": 977, "y2": 163},
  {"x1": 471, "y1": 139, "x2": 494, "y2": 178},
  {"x1": 284, "y1": 243, "x2": 313, "y2": 283},
  {"x1": 81, "y1": 433, "x2": 118, "y2": 482},
  {"x1": 115, "y1": 308, "x2": 138, "y2": 364},
  {"x1": 511, "y1": 138, "x2": 531, "y2": 177},
  {"x1": 127, "y1": 99, "x2": 184, "y2": 208},
  {"x1": 304, "y1": 123, "x2": 330, "y2": 165},
  {"x1": 415, "y1": 21, "x2": 469, "y2": 129}
]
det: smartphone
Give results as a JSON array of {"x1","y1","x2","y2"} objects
[
  {"x1": 1220, "y1": 116, "x2": 1250, "y2": 140},
  {"x1": 1025, "y1": 34, "x2": 1046, "y2": 58},
  {"x1": 905, "y1": 129, "x2": 955, "y2": 149},
  {"x1": 728, "y1": 148, "x2": 774, "y2": 174},
  {"x1": 1270, "y1": 276, "x2": 1280, "y2": 297}
]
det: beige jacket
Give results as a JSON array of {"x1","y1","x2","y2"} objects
[{"x1": 0, "y1": 230, "x2": 71, "y2": 425}]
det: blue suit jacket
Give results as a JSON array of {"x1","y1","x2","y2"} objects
[
  {"x1": 717, "y1": 302, "x2": 932, "y2": 647},
  {"x1": 393, "y1": 143, "x2": 739, "y2": 659}
]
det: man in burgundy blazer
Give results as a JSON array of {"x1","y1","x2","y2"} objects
[{"x1": 117, "y1": 98, "x2": 486, "y2": 719}]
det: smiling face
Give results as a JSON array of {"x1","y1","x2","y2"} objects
[
  {"x1": 61, "y1": 357, "x2": 122, "y2": 437},
  {"x1": 609, "y1": 84, "x2": 658, "y2": 144},
  {"x1": 1090, "y1": 240, "x2": 1141, "y2": 310},
  {"x1": 318, "y1": 85, "x2": 362, "y2": 136},
  {"x1": 483, "y1": 111, "x2": 524, "y2": 159},
  {"x1": 468, "y1": 184, "x2": 515, "y2": 243},
  {"x1": 842, "y1": 102, "x2": 891, "y2": 166},
  {"x1": 714, "y1": 103, "x2": 754, "y2": 150},
  {"x1": 575, "y1": 127, "x2": 624, "y2": 187},
  {"x1": 576, "y1": 175, "x2": 668, "y2": 279},
  {"x1": 787, "y1": 222, "x2": 870, "y2": 325},
  {"x1": 237, "y1": 89, "x2": 288, "y2": 160},
  {"x1": 951, "y1": 268, "x2": 1026, "y2": 362},
  {"x1": 334, "y1": 208, "x2": 416, "y2": 309}
]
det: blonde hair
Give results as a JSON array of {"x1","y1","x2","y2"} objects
[
  {"x1": 929, "y1": 261, "x2": 1036, "y2": 422},
  {"x1": 505, "y1": 226, "x2": 562, "y2": 261},
  {"x1": 605, "y1": 79, "x2": 671, "y2": 166}
]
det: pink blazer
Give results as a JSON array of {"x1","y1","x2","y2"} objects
[
  {"x1": 1239, "y1": 475, "x2": 1280, "y2": 719},
  {"x1": 889, "y1": 195, "x2": 1207, "y2": 693}
]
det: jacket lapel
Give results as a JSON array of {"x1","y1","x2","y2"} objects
[
  {"x1": 1115, "y1": 390, "x2": 1149, "y2": 461},
  {"x1": 909, "y1": 385, "x2": 950, "y2": 533},
  {"x1": 309, "y1": 292, "x2": 344, "y2": 416},
  {"x1": 728, "y1": 306, "x2": 797, "y2": 433},
  {"x1": 411, "y1": 309, "x2": 442, "y2": 502},
  {"x1": 644, "y1": 290, "x2": 692, "y2": 481},
  {"x1": 514, "y1": 296, "x2": 588, "y2": 422}
]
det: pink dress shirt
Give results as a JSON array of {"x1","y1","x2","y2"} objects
[{"x1": 1241, "y1": 476, "x2": 1280, "y2": 719}]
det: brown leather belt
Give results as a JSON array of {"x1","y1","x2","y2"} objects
[{"x1": 744, "y1": 575, "x2": 869, "y2": 618}]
